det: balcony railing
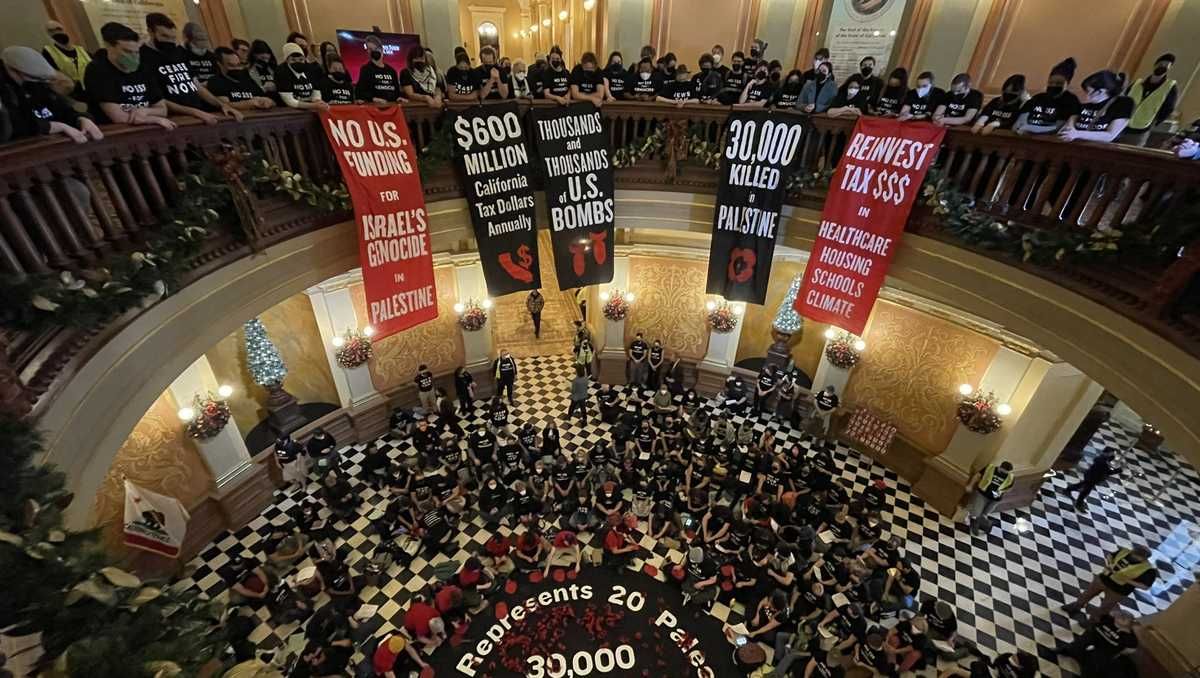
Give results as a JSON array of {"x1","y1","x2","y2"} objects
[{"x1": 1, "y1": 101, "x2": 1198, "y2": 421}]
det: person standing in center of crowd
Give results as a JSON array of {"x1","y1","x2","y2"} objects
[
  {"x1": 414, "y1": 364, "x2": 436, "y2": 412},
  {"x1": 628, "y1": 332, "x2": 649, "y2": 388},
  {"x1": 873, "y1": 67, "x2": 907, "y2": 117},
  {"x1": 141, "y1": 13, "x2": 243, "y2": 124},
  {"x1": 453, "y1": 366, "x2": 476, "y2": 417},
  {"x1": 207, "y1": 47, "x2": 275, "y2": 111},
  {"x1": 400, "y1": 45, "x2": 444, "y2": 107},
  {"x1": 1122, "y1": 53, "x2": 1177, "y2": 146},
  {"x1": 355, "y1": 34, "x2": 401, "y2": 104},
  {"x1": 799, "y1": 60, "x2": 837, "y2": 113},
  {"x1": 812, "y1": 384, "x2": 840, "y2": 436},
  {"x1": 231, "y1": 38, "x2": 250, "y2": 65},
  {"x1": 973, "y1": 74, "x2": 1025, "y2": 134},
  {"x1": 965, "y1": 459, "x2": 1012, "y2": 534},
  {"x1": 313, "y1": 56, "x2": 352, "y2": 105},
  {"x1": 1014, "y1": 58, "x2": 1079, "y2": 135},
  {"x1": 801, "y1": 47, "x2": 830, "y2": 85},
  {"x1": 692, "y1": 53, "x2": 723, "y2": 103},
  {"x1": 934, "y1": 72, "x2": 982, "y2": 127},
  {"x1": 84, "y1": 22, "x2": 174, "y2": 128},
  {"x1": 276, "y1": 42, "x2": 328, "y2": 111},
  {"x1": 568, "y1": 366, "x2": 591, "y2": 424},
  {"x1": 570, "y1": 51, "x2": 607, "y2": 105},
  {"x1": 475, "y1": 45, "x2": 510, "y2": 101},
  {"x1": 899, "y1": 71, "x2": 943, "y2": 121},
  {"x1": 717, "y1": 51, "x2": 749, "y2": 105},
  {"x1": 525, "y1": 289, "x2": 544, "y2": 338},
  {"x1": 602, "y1": 51, "x2": 627, "y2": 101},
  {"x1": 494, "y1": 348, "x2": 518, "y2": 404}
]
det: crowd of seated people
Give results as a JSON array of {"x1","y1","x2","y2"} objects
[{"x1": 2, "y1": 14, "x2": 1195, "y2": 159}]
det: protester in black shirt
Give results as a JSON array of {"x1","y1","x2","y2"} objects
[
  {"x1": 400, "y1": 45, "x2": 444, "y2": 106},
  {"x1": 771, "y1": 69, "x2": 804, "y2": 108},
  {"x1": 899, "y1": 71, "x2": 943, "y2": 121},
  {"x1": 493, "y1": 349, "x2": 518, "y2": 404},
  {"x1": 231, "y1": 38, "x2": 250, "y2": 65},
  {"x1": 1056, "y1": 610, "x2": 1138, "y2": 671},
  {"x1": 141, "y1": 13, "x2": 241, "y2": 123},
  {"x1": 717, "y1": 51, "x2": 749, "y2": 105},
  {"x1": 856, "y1": 56, "x2": 884, "y2": 106},
  {"x1": 446, "y1": 51, "x2": 481, "y2": 102},
  {"x1": 602, "y1": 51, "x2": 628, "y2": 100},
  {"x1": 872, "y1": 67, "x2": 907, "y2": 116},
  {"x1": 691, "y1": 53, "x2": 723, "y2": 103},
  {"x1": 1061, "y1": 70, "x2": 1133, "y2": 144},
  {"x1": 628, "y1": 59, "x2": 660, "y2": 101},
  {"x1": 207, "y1": 47, "x2": 274, "y2": 110},
  {"x1": 247, "y1": 40, "x2": 279, "y2": 101},
  {"x1": 738, "y1": 64, "x2": 776, "y2": 108},
  {"x1": 540, "y1": 47, "x2": 572, "y2": 104},
  {"x1": 974, "y1": 74, "x2": 1025, "y2": 134},
  {"x1": 84, "y1": 22, "x2": 174, "y2": 128},
  {"x1": 453, "y1": 366, "x2": 476, "y2": 416},
  {"x1": 654, "y1": 65, "x2": 697, "y2": 106},
  {"x1": 474, "y1": 45, "x2": 509, "y2": 101},
  {"x1": 933, "y1": 72, "x2": 982, "y2": 127},
  {"x1": 319, "y1": 57, "x2": 355, "y2": 104},
  {"x1": 468, "y1": 424, "x2": 496, "y2": 470},
  {"x1": 355, "y1": 35, "x2": 401, "y2": 103},
  {"x1": 276, "y1": 42, "x2": 328, "y2": 110},
  {"x1": 0, "y1": 46, "x2": 100, "y2": 143},
  {"x1": 1015, "y1": 58, "x2": 1079, "y2": 135},
  {"x1": 828, "y1": 74, "x2": 870, "y2": 118},
  {"x1": 569, "y1": 51, "x2": 606, "y2": 105},
  {"x1": 182, "y1": 22, "x2": 218, "y2": 84}
]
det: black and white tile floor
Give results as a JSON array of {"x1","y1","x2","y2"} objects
[{"x1": 179, "y1": 355, "x2": 1200, "y2": 677}]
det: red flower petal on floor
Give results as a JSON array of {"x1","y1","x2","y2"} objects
[
  {"x1": 642, "y1": 563, "x2": 658, "y2": 577},
  {"x1": 494, "y1": 601, "x2": 509, "y2": 618},
  {"x1": 567, "y1": 569, "x2": 578, "y2": 580},
  {"x1": 419, "y1": 667, "x2": 434, "y2": 678},
  {"x1": 504, "y1": 579, "x2": 518, "y2": 594},
  {"x1": 553, "y1": 568, "x2": 566, "y2": 582},
  {"x1": 529, "y1": 571, "x2": 543, "y2": 584}
]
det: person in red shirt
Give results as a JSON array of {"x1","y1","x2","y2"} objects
[
  {"x1": 435, "y1": 584, "x2": 470, "y2": 628},
  {"x1": 403, "y1": 597, "x2": 446, "y2": 652},
  {"x1": 372, "y1": 633, "x2": 429, "y2": 676},
  {"x1": 514, "y1": 530, "x2": 549, "y2": 572},
  {"x1": 455, "y1": 557, "x2": 493, "y2": 612},
  {"x1": 603, "y1": 514, "x2": 643, "y2": 570},
  {"x1": 544, "y1": 529, "x2": 582, "y2": 576}
]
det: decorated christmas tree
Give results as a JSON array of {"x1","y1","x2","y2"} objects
[
  {"x1": 243, "y1": 318, "x2": 287, "y2": 386},
  {"x1": 773, "y1": 276, "x2": 804, "y2": 334}
]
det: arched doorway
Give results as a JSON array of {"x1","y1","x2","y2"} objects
[{"x1": 489, "y1": 231, "x2": 581, "y2": 358}]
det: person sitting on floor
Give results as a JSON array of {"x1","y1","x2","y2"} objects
[
  {"x1": 545, "y1": 528, "x2": 584, "y2": 575},
  {"x1": 319, "y1": 470, "x2": 358, "y2": 520},
  {"x1": 402, "y1": 595, "x2": 447, "y2": 653},
  {"x1": 602, "y1": 513, "x2": 643, "y2": 570},
  {"x1": 513, "y1": 529, "x2": 550, "y2": 572},
  {"x1": 371, "y1": 632, "x2": 431, "y2": 677}
]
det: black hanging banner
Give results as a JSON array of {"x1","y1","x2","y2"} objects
[
  {"x1": 530, "y1": 102, "x2": 615, "y2": 290},
  {"x1": 706, "y1": 110, "x2": 807, "y2": 304},
  {"x1": 452, "y1": 102, "x2": 541, "y2": 296}
]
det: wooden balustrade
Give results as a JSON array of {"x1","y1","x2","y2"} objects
[{"x1": 0, "y1": 102, "x2": 1198, "y2": 420}]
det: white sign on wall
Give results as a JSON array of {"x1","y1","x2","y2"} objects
[
  {"x1": 825, "y1": 0, "x2": 909, "y2": 80},
  {"x1": 82, "y1": 0, "x2": 191, "y2": 42}
]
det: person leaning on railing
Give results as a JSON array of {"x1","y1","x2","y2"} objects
[
  {"x1": 1058, "y1": 70, "x2": 1133, "y2": 144},
  {"x1": 141, "y1": 13, "x2": 243, "y2": 124},
  {"x1": 206, "y1": 46, "x2": 275, "y2": 111},
  {"x1": 275, "y1": 42, "x2": 329, "y2": 111},
  {"x1": 82, "y1": 22, "x2": 176, "y2": 129},
  {"x1": 399, "y1": 45, "x2": 445, "y2": 107},
  {"x1": 0, "y1": 45, "x2": 103, "y2": 144}
]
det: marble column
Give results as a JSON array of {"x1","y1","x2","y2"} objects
[
  {"x1": 696, "y1": 302, "x2": 747, "y2": 396},
  {"x1": 304, "y1": 271, "x2": 390, "y2": 441},
  {"x1": 167, "y1": 356, "x2": 274, "y2": 526},
  {"x1": 452, "y1": 256, "x2": 497, "y2": 398},
  {"x1": 597, "y1": 253, "x2": 631, "y2": 384}
]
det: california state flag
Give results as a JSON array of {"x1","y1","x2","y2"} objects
[{"x1": 123, "y1": 480, "x2": 190, "y2": 558}]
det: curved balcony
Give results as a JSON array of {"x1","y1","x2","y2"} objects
[{"x1": 2, "y1": 101, "x2": 1199, "y2": 487}]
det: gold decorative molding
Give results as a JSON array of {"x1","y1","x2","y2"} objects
[{"x1": 624, "y1": 255, "x2": 710, "y2": 361}]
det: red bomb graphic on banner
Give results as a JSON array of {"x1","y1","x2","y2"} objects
[
  {"x1": 320, "y1": 105, "x2": 437, "y2": 339},
  {"x1": 795, "y1": 118, "x2": 944, "y2": 334},
  {"x1": 706, "y1": 110, "x2": 807, "y2": 304},
  {"x1": 452, "y1": 102, "x2": 542, "y2": 296},
  {"x1": 531, "y1": 102, "x2": 615, "y2": 290}
]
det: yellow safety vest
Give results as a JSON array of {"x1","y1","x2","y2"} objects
[
  {"x1": 43, "y1": 42, "x2": 91, "y2": 87},
  {"x1": 1128, "y1": 77, "x2": 1176, "y2": 131},
  {"x1": 977, "y1": 463, "x2": 1013, "y2": 494},
  {"x1": 1105, "y1": 548, "x2": 1152, "y2": 586}
]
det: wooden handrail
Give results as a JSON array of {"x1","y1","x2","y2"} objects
[{"x1": 1, "y1": 102, "x2": 1198, "y2": 420}]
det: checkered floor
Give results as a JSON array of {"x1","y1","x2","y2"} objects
[{"x1": 179, "y1": 355, "x2": 1200, "y2": 677}]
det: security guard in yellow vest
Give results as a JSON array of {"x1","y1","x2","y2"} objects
[
  {"x1": 41, "y1": 21, "x2": 91, "y2": 100},
  {"x1": 1121, "y1": 53, "x2": 1178, "y2": 147},
  {"x1": 965, "y1": 460, "x2": 1013, "y2": 535},
  {"x1": 1064, "y1": 545, "x2": 1158, "y2": 619}
]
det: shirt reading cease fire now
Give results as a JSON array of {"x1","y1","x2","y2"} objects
[
  {"x1": 323, "y1": 109, "x2": 438, "y2": 335},
  {"x1": 797, "y1": 119, "x2": 944, "y2": 334}
]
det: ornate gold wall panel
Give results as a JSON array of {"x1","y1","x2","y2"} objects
[
  {"x1": 350, "y1": 265, "x2": 465, "y2": 392},
  {"x1": 844, "y1": 300, "x2": 999, "y2": 454},
  {"x1": 623, "y1": 255, "x2": 710, "y2": 361},
  {"x1": 206, "y1": 292, "x2": 340, "y2": 436},
  {"x1": 90, "y1": 391, "x2": 213, "y2": 552}
]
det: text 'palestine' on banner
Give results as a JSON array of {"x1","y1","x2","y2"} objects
[
  {"x1": 794, "y1": 118, "x2": 944, "y2": 335},
  {"x1": 531, "y1": 102, "x2": 616, "y2": 290},
  {"x1": 320, "y1": 106, "x2": 438, "y2": 339},
  {"x1": 706, "y1": 111, "x2": 807, "y2": 305},
  {"x1": 451, "y1": 102, "x2": 542, "y2": 297}
]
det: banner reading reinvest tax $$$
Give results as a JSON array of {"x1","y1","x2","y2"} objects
[
  {"x1": 795, "y1": 118, "x2": 944, "y2": 335},
  {"x1": 321, "y1": 105, "x2": 437, "y2": 339}
]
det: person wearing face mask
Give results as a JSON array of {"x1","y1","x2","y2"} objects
[
  {"x1": 826, "y1": 74, "x2": 870, "y2": 118},
  {"x1": 400, "y1": 45, "x2": 444, "y2": 107},
  {"x1": 745, "y1": 38, "x2": 768, "y2": 72},
  {"x1": 42, "y1": 20, "x2": 90, "y2": 99},
  {"x1": 692, "y1": 53, "x2": 723, "y2": 103},
  {"x1": 737, "y1": 64, "x2": 776, "y2": 108},
  {"x1": 207, "y1": 47, "x2": 275, "y2": 110},
  {"x1": 898, "y1": 71, "x2": 943, "y2": 121},
  {"x1": 602, "y1": 51, "x2": 627, "y2": 100},
  {"x1": 1014, "y1": 58, "x2": 1079, "y2": 135},
  {"x1": 802, "y1": 47, "x2": 830, "y2": 85},
  {"x1": 767, "y1": 60, "x2": 783, "y2": 85},
  {"x1": 629, "y1": 58, "x2": 660, "y2": 102},
  {"x1": 83, "y1": 22, "x2": 174, "y2": 128},
  {"x1": 354, "y1": 34, "x2": 400, "y2": 103},
  {"x1": 657, "y1": 52, "x2": 679, "y2": 80},
  {"x1": 445, "y1": 50, "x2": 482, "y2": 102},
  {"x1": 474, "y1": 45, "x2": 510, "y2": 101},
  {"x1": 0, "y1": 45, "x2": 102, "y2": 144},
  {"x1": 140, "y1": 13, "x2": 243, "y2": 124},
  {"x1": 318, "y1": 41, "x2": 339, "y2": 73},
  {"x1": 709, "y1": 44, "x2": 730, "y2": 78},
  {"x1": 771, "y1": 69, "x2": 805, "y2": 109},
  {"x1": 872, "y1": 67, "x2": 906, "y2": 116},
  {"x1": 247, "y1": 40, "x2": 279, "y2": 101},
  {"x1": 319, "y1": 56, "x2": 355, "y2": 105},
  {"x1": 181, "y1": 22, "x2": 218, "y2": 85},
  {"x1": 972, "y1": 74, "x2": 1025, "y2": 135},
  {"x1": 933, "y1": 72, "x2": 982, "y2": 127},
  {"x1": 569, "y1": 51, "x2": 607, "y2": 105},
  {"x1": 798, "y1": 61, "x2": 837, "y2": 113},
  {"x1": 657, "y1": 64, "x2": 698, "y2": 106},
  {"x1": 540, "y1": 46, "x2": 572, "y2": 105},
  {"x1": 508, "y1": 59, "x2": 533, "y2": 98},
  {"x1": 275, "y1": 42, "x2": 329, "y2": 111},
  {"x1": 717, "y1": 51, "x2": 749, "y2": 105},
  {"x1": 1121, "y1": 53, "x2": 1178, "y2": 146},
  {"x1": 286, "y1": 31, "x2": 321, "y2": 70},
  {"x1": 1060, "y1": 70, "x2": 1133, "y2": 144},
  {"x1": 855, "y1": 56, "x2": 883, "y2": 105}
]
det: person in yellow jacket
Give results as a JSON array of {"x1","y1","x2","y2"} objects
[
  {"x1": 964, "y1": 460, "x2": 1013, "y2": 534},
  {"x1": 41, "y1": 20, "x2": 90, "y2": 100},
  {"x1": 1064, "y1": 545, "x2": 1158, "y2": 619},
  {"x1": 1120, "y1": 53, "x2": 1178, "y2": 147}
]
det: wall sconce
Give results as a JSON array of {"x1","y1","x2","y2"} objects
[
  {"x1": 217, "y1": 384, "x2": 234, "y2": 398},
  {"x1": 996, "y1": 403, "x2": 1013, "y2": 416},
  {"x1": 530, "y1": 25, "x2": 539, "y2": 33},
  {"x1": 542, "y1": 18, "x2": 552, "y2": 26},
  {"x1": 583, "y1": 0, "x2": 596, "y2": 9},
  {"x1": 958, "y1": 383, "x2": 974, "y2": 396},
  {"x1": 177, "y1": 406, "x2": 196, "y2": 421},
  {"x1": 824, "y1": 327, "x2": 838, "y2": 340},
  {"x1": 558, "y1": 10, "x2": 569, "y2": 20}
]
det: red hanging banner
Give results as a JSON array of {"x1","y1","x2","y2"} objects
[
  {"x1": 795, "y1": 118, "x2": 944, "y2": 335},
  {"x1": 320, "y1": 105, "x2": 437, "y2": 339}
]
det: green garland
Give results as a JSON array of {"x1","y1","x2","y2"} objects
[
  {"x1": 0, "y1": 416, "x2": 226, "y2": 677},
  {"x1": 611, "y1": 124, "x2": 723, "y2": 169},
  {"x1": 252, "y1": 158, "x2": 351, "y2": 212}
]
